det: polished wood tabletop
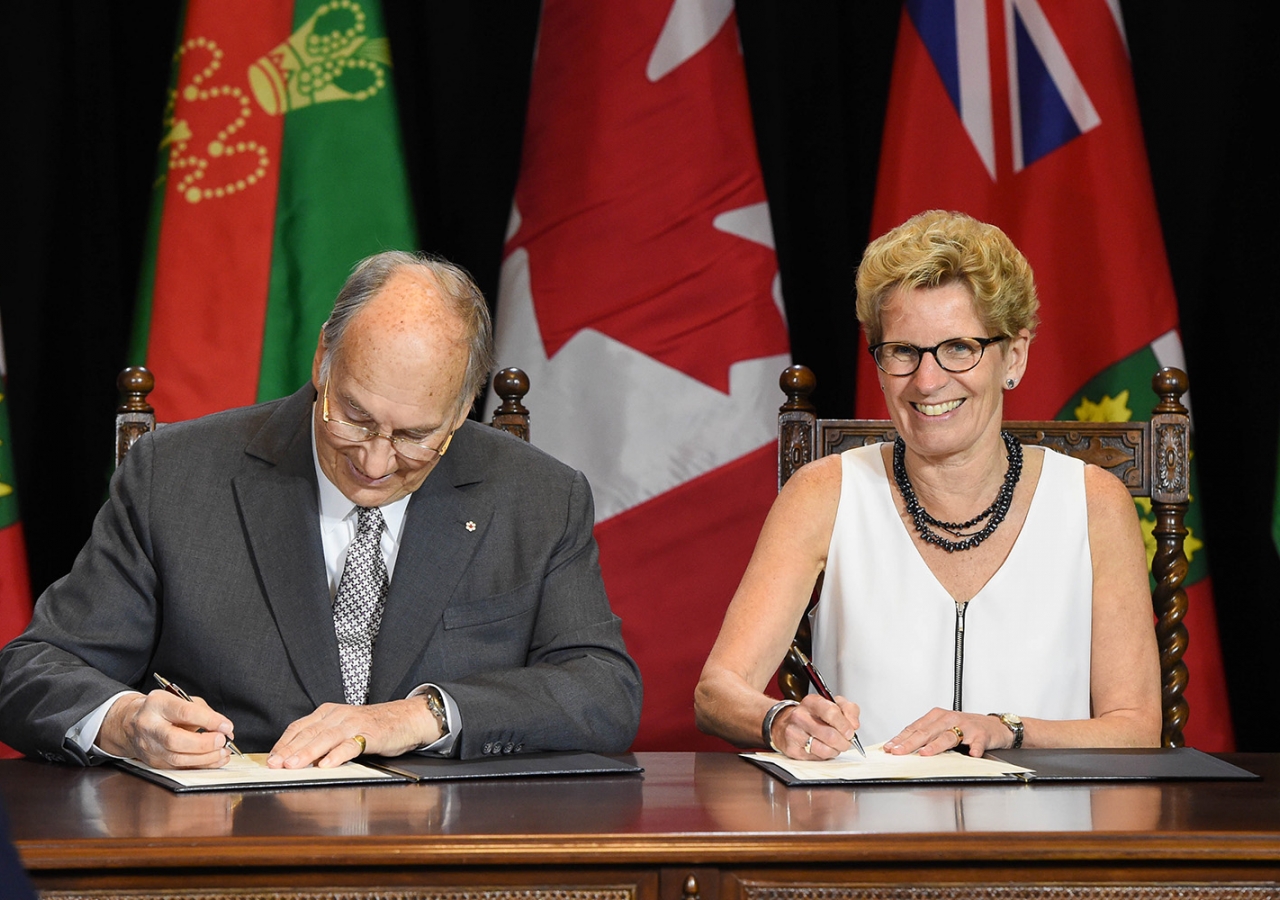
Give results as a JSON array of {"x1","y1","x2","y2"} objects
[
  {"x1": 2, "y1": 752, "x2": 1280, "y2": 865},
  {"x1": 3, "y1": 751, "x2": 1280, "y2": 871}
]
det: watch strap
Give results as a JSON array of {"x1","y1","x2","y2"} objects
[
  {"x1": 988, "y1": 712, "x2": 1023, "y2": 749},
  {"x1": 425, "y1": 687, "x2": 450, "y2": 737}
]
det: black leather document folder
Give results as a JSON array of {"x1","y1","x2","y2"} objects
[
  {"x1": 378, "y1": 751, "x2": 643, "y2": 781},
  {"x1": 986, "y1": 747, "x2": 1259, "y2": 782}
]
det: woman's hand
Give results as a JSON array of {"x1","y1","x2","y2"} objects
[
  {"x1": 883, "y1": 708, "x2": 1014, "y2": 758},
  {"x1": 773, "y1": 694, "x2": 861, "y2": 759}
]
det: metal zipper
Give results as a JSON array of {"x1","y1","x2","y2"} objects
[{"x1": 952, "y1": 601, "x2": 967, "y2": 711}]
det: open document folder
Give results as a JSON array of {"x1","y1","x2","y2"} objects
[
  {"x1": 742, "y1": 743, "x2": 1035, "y2": 785},
  {"x1": 115, "y1": 751, "x2": 644, "y2": 793},
  {"x1": 744, "y1": 744, "x2": 1260, "y2": 786},
  {"x1": 116, "y1": 752, "x2": 410, "y2": 792}
]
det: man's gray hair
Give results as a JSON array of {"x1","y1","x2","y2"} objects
[{"x1": 318, "y1": 250, "x2": 495, "y2": 411}]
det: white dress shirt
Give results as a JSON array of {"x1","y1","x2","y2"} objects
[{"x1": 310, "y1": 421, "x2": 460, "y2": 754}]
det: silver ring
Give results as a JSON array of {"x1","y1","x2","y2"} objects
[{"x1": 803, "y1": 736, "x2": 814, "y2": 755}]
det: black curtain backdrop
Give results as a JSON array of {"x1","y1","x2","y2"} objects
[{"x1": 4, "y1": 3, "x2": 1276, "y2": 747}]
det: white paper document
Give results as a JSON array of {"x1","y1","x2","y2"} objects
[
  {"x1": 119, "y1": 752, "x2": 403, "y2": 790},
  {"x1": 742, "y1": 743, "x2": 1035, "y2": 783}
]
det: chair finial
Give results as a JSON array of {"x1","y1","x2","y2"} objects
[
  {"x1": 489, "y1": 367, "x2": 531, "y2": 443},
  {"x1": 117, "y1": 366, "x2": 155, "y2": 414},
  {"x1": 780, "y1": 364, "x2": 816, "y2": 413},
  {"x1": 492, "y1": 367, "x2": 530, "y2": 414},
  {"x1": 1152, "y1": 367, "x2": 1189, "y2": 416}
]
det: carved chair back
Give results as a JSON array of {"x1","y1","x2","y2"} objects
[
  {"x1": 115, "y1": 366, "x2": 532, "y2": 466},
  {"x1": 776, "y1": 364, "x2": 1192, "y2": 748}
]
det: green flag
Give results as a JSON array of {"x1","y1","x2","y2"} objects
[
  {"x1": 0, "y1": 314, "x2": 33, "y2": 758},
  {"x1": 132, "y1": 0, "x2": 417, "y2": 422}
]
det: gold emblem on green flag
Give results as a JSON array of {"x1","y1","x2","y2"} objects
[
  {"x1": 0, "y1": 388, "x2": 15, "y2": 508},
  {"x1": 165, "y1": 36, "x2": 269, "y2": 206},
  {"x1": 164, "y1": 1, "x2": 389, "y2": 207},
  {"x1": 1075, "y1": 390, "x2": 1132, "y2": 423},
  {"x1": 249, "y1": 0, "x2": 390, "y2": 115},
  {"x1": 1073, "y1": 386, "x2": 1204, "y2": 571}
]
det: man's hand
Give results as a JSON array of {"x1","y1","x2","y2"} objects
[
  {"x1": 267, "y1": 697, "x2": 440, "y2": 769},
  {"x1": 99, "y1": 691, "x2": 237, "y2": 768}
]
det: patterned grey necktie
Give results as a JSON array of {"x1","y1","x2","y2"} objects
[{"x1": 333, "y1": 506, "x2": 389, "y2": 705}]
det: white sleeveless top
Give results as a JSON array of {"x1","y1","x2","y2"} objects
[{"x1": 809, "y1": 444, "x2": 1092, "y2": 745}]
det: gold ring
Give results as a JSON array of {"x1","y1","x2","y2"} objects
[
  {"x1": 352, "y1": 734, "x2": 367, "y2": 755},
  {"x1": 803, "y1": 736, "x2": 814, "y2": 754},
  {"x1": 950, "y1": 726, "x2": 964, "y2": 744}
]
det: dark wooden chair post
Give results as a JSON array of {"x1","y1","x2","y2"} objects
[
  {"x1": 489, "y1": 367, "x2": 531, "y2": 443},
  {"x1": 777, "y1": 365, "x2": 821, "y2": 701},
  {"x1": 778, "y1": 365, "x2": 818, "y2": 489},
  {"x1": 1148, "y1": 367, "x2": 1191, "y2": 748},
  {"x1": 115, "y1": 366, "x2": 156, "y2": 467}
]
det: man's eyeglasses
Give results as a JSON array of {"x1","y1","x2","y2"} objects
[
  {"x1": 868, "y1": 336, "x2": 1008, "y2": 376},
  {"x1": 322, "y1": 381, "x2": 455, "y2": 462}
]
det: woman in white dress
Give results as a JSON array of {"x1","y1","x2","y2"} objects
[{"x1": 695, "y1": 210, "x2": 1160, "y2": 760}]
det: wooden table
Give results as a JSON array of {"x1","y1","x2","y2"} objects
[{"x1": 4, "y1": 752, "x2": 1279, "y2": 899}]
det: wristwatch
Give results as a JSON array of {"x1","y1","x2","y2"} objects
[
  {"x1": 425, "y1": 687, "x2": 450, "y2": 737},
  {"x1": 989, "y1": 712, "x2": 1023, "y2": 749}
]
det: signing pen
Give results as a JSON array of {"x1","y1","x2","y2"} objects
[
  {"x1": 153, "y1": 673, "x2": 244, "y2": 756},
  {"x1": 790, "y1": 644, "x2": 866, "y2": 757}
]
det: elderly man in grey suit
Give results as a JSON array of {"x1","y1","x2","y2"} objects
[{"x1": 0, "y1": 251, "x2": 642, "y2": 768}]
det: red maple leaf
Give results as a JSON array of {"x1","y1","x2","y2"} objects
[{"x1": 507, "y1": 1, "x2": 788, "y2": 393}]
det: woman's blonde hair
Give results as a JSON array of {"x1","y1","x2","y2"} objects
[{"x1": 855, "y1": 210, "x2": 1039, "y2": 346}]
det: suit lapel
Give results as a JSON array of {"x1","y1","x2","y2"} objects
[
  {"x1": 371, "y1": 423, "x2": 494, "y2": 699},
  {"x1": 233, "y1": 386, "x2": 346, "y2": 708}
]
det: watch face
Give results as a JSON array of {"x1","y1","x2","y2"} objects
[{"x1": 1004, "y1": 713, "x2": 1022, "y2": 726}]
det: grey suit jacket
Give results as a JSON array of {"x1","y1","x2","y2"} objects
[{"x1": 0, "y1": 385, "x2": 642, "y2": 763}]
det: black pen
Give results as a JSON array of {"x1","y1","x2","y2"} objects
[
  {"x1": 153, "y1": 673, "x2": 244, "y2": 756},
  {"x1": 790, "y1": 644, "x2": 866, "y2": 757}
]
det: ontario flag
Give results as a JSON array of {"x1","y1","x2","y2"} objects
[
  {"x1": 859, "y1": 0, "x2": 1232, "y2": 749},
  {"x1": 489, "y1": 0, "x2": 790, "y2": 749},
  {"x1": 0, "y1": 314, "x2": 32, "y2": 758},
  {"x1": 131, "y1": 0, "x2": 416, "y2": 422}
]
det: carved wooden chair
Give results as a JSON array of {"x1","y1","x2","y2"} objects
[
  {"x1": 776, "y1": 364, "x2": 1193, "y2": 748},
  {"x1": 115, "y1": 366, "x2": 532, "y2": 465}
]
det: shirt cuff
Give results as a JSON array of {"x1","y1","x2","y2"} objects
[
  {"x1": 407, "y1": 684, "x2": 460, "y2": 756},
  {"x1": 68, "y1": 691, "x2": 143, "y2": 760}
]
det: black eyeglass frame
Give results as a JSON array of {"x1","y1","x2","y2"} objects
[{"x1": 867, "y1": 335, "x2": 1009, "y2": 376}]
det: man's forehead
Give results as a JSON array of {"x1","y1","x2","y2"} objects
[
  {"x1": 328, "y1": 364, "x2": 461, "y2": 428},
  {"x1": 350, "y1": 271, "x2": 467, "y2": 347},
  {"x1": 334, "y1": 338, "x2": 466, "y2": 414}
]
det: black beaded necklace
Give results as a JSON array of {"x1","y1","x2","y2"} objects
[{"x1": 892, "y1": 431, "x2": 1023, "y2": 553}]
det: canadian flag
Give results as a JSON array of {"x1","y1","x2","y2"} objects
[{"x1": 488, "y1": 0, "x2": 789, "y2": 749}]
